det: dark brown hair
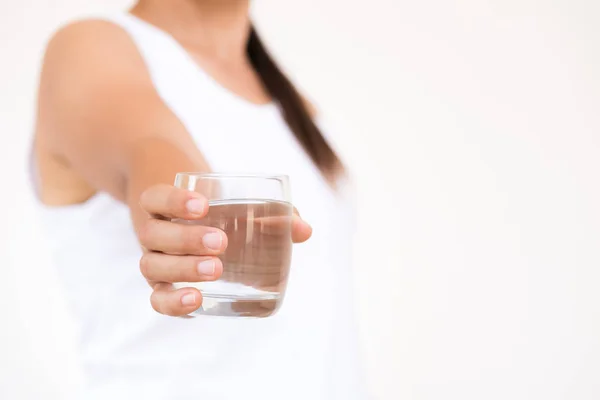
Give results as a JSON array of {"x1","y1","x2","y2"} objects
[{"x1": 247, "y1": 26, "x2": 343, "y2": 183}]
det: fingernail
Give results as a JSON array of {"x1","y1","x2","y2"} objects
[
  {"x1": 197, "y1": 259, "x2": 215, "y2": 275},
  {"x1": 202, "y1": 232, "x2": 223, "y2": 250},
  {"x1": 181, "y1": 293, "x2": 197, "y2": 306},
  {"x1": 186, "y1": 198, "x2": 205, "y2": 215}
]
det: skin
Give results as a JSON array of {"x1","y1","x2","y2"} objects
[{"x1": 33, "y1": 0, "x2": 312, "y2": 317}]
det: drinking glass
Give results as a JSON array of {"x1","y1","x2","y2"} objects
[{"x1": 172, "y1": 173, "x2": 293, "y2": 317}]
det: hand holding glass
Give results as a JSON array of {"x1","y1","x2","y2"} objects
[{"x1": 172, "y1": 173, "x2": 293, "y2": 317}]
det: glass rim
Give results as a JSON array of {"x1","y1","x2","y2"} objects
[{"x1": 176, "y1": 172, "x2": 289, "y2": 181}]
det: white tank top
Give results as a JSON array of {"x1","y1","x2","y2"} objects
[{"x1": 35, "y1": 13, "x2": 365, "y2": 400}]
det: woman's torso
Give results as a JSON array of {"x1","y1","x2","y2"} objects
[{"x1": 35, "y1": 13, "x2": 364, "y2": 400}]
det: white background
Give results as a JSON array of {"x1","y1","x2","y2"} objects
[{"x1": 1, "y1": 1, "x2": 599, "y2": 399}]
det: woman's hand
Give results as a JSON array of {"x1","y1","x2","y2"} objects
[{"x1": 137, "y1": 184, "x2": 312, "y2": 317}]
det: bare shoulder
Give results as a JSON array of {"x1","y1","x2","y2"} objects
[
  {"x1": 44, "y1": 19, "x2": 140, "y2": 67},
  {"x1": 37, "y1": 18, "x2": 159, "y2": 146},
  {"x1": 40, "y1": 19, "x2": 149, "y2": 98},
  {"x1": 37, "y1": 17, "x2": 157, "y2": 154}
]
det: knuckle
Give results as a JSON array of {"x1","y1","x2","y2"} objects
[
  {"x1": 139, "y1": 187, "x2": 155, "y2": 210},
  {"x1": 161, "y1": 256, "x2": 183, "y2": 282},
  {"x1": 181, "y1": 225, "x2": 203, "y2": 253},
  {"x1": 139, "y1": 190, "x2": 149, "y2": 209},
  {"x1": 167, "y1": 187, "x2": 185, "y2": 212},
  {"x1": 150, "y1": 293, "x2": 163, "y2": 314},
  {"x1": 139, "y1": 254, "x2": 152, "y2": 278},
  {"x1": 138, "y1": 219, "x2": 152, "y2": 245},
  {"x1": 175, "y1": 259, "x2": 190, "y2": 282},
  {"x1": 139, "y1": 218, "x2": 160, "y2": 247}
]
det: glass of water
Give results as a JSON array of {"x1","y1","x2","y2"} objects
[{"x1": 173, "y1": 173, "x2": 293, "y2": 318}]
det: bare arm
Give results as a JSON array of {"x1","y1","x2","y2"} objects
[
  {"x1": 38, "y1": 20, "x2": 208, "y2": 227},
  {"x1": 37, "y1": 20, "x2": 311, "y2": 316}
]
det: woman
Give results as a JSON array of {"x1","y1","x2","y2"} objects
[{"x1": 33, "y1": 0, "x2": 365, "y2": 398}]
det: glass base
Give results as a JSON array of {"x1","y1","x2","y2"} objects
[
  {"x1": 174, "y1": 281, "x2": 283, "y2": 317},
  {"x1": 191, "y1": 292, "x2": 281, "y2": 318}
]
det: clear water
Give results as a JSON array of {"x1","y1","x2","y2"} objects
[{"x1": 173, "y1": 199, "x2": 293, "y2": 317}]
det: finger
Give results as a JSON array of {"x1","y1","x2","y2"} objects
[
  {"x1": 140, "y1": 184, "x2": 209, "y2": 220},
  {"x1": 254, "y1": 211, "x2": 311, "y2": 241},
  {"x1": 139, "y1": 218, "x2": 228, "y2": 255},
  {"x1": 140, "y1": 253, "x2": 223, "y2": 283},
  {"x1": 292, "y1": 214, "x2": 312, "y2": 243},
  {"x1": 254, "y1": 215, "x2": 293, "y2": 236},
  {"x1": 150, "y1": 283, "x2": 202, "y2": 316}
]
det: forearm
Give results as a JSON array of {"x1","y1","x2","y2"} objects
[{"x1": 125, "y1": 137, "x2": 210, "y2": 235}]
